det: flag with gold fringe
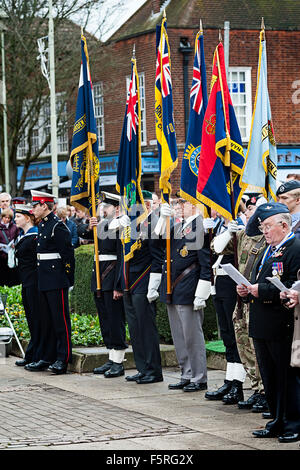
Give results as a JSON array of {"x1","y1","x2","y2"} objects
[
  {"x1": 241, "y1": 26, "x2": 277, "y2": 201},
  {"x1": 155, "y1": 16, "x2": 178, "y2": 203},
  {"x1": 196, "y1": 42, "x2": 245, "y2": 220},
  {"x1": 180, "y1": 27, "x2": 208, "y2": 205},
  {"x1": 69, "y1": 34, "x2": 100, "y2": 215}
]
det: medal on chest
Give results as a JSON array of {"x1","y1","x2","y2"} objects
[{"x1": 272, "y1": 262, "x2": 283, "y2": 277}]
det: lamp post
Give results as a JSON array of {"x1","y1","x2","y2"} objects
[
  {"x1": 0, "y1": 9, "x2": 9, "y2": 192},
  {"x1": 48, "y1": 0, "x2": 59, "y2": 198}
]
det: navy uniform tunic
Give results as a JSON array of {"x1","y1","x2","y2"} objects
[
  {"x1": 79, "y1": 217, "x2": 127, "y2": 351},
  {"x1": 36, "y1": 211, "x2": 75, "y2": 364},
  {"x1": 160, "y1": 216, "x2": 211, "y2": 304},
  {"x1": 15, "y1": 226, "x2": 41, "y2": 363},
  {"x1": 121, "y1": 212, "x2": 164, "y2": 379}
]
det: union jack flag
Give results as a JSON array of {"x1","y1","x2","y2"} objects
[
  {"x1": 190, "y1": 39, "x2": 204, "y2": 115},
  {"x1": 126, "y1": 68, "x2": 138, "y2": 141},
  {"x1": 155, "y1": 28, "x2": 172, "y2": 98}
]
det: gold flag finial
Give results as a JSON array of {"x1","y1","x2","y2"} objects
[
  {"x1": 219, "y1": 29, "x2": 222, "y2": 42},
  {"x1": 200, "y1": 19, "x2": 203, "y2": 33},
  {"x1": 163, "y1": 8, "x2": 166, "y2": 18},
  {"x1": 81, "y1": 26, "x2": 83, "y2": 36},
  {"x1": 261, "y1": 17, "x2": 265, "y2": 30},
  {"x1": 261, "y1": 17, "x2": 265, "y2": 40},
  {"x1": 132, "y1": 43, "x2": 136, "y2": 59}
]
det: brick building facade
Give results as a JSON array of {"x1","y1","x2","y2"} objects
[
  {"x1": 91, "y1": 0, "x2": 300, "y2": 196},
  {"x1": 18, "y1": 0, "x2": 300, "y2": 197}
]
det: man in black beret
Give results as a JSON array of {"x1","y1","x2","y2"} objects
[
  {"x1": 237, "y1": 202, "x2": 300, "y2": 442},
  {"x1": 276, "y1": 180, "x2": 300, "y2": 239}
]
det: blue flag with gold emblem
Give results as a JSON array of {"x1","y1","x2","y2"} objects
[
  {"x1": 116, "y1": 57, "x2": 147, "y2": 262},
  {"x1": 155, "y1": 17, "x2": 178, "y2": 203},
  {"x1": 69, "y1": 34, "x2": 100, "y2": 215},
  {"x1": 180, "y1": 29, "x2": 208, "y2": 205},
  {"x1": 196, "y1": 42, "x2": 245, "y2": 220}
]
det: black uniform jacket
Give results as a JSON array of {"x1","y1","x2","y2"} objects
[
  {"x1": 79, "y1": 217, "x2": 122, "y2": 293},
  {"x1": 15, "y1": 227, "x2": 38, "y2": 288},
  {"x1": 248, "y1": 236, "x2": 300, "y2": 341},
  {"x1": 120, "y1": 212, "x2": 164, "y2": 294},
  {"x1": 37, "y1": 212, "x2": 75, "y2": 291},
  {"x1": 160, "y1": 215, "x2": 211, "y2": 305}
]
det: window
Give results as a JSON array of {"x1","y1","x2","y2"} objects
[
  {"x1": 228, "y1": 67, "x2": 252, "y2": 142},
  {"x1": 94, "y1": 82, "x2": 105, "y2": 151},
  {"x1": 17, "y1": 94, "x2": 68, "y2": 159},
  {"x1": 126, "y1": 72, "x2": 147, "y2": 145}
]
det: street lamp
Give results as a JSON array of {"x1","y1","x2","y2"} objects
[{"x1": 0, "y1": 9, "x2": 9, "y2": 193}]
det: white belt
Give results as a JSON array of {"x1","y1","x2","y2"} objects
[
  {"x1": 94, "y1": 254, "x2": 117, "y2": 261},
  {"x1": 37, "y1": 253, "x2": 61, "y2": 260}
]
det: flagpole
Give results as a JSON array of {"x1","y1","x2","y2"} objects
[
  {"x1": 82, "y1": 27, "x2": 101, "y2": 297},
  {"x1": 162, "y1": 10, "x2": 172, "y2": 304},
  {"x1": 260, "y1": 17, "x2": 269, "y2": 197},
  {"x1": 215, "y1": 43, "x2": 239, "y2": 269}
]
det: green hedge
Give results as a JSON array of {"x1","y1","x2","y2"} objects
[{"x1": 70, "y1": 245, "x2": 218, "y2": 343}]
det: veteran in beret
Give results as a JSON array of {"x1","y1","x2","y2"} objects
[
  {"x1": 237, "y1": 202, "x2": 300, "y2": 442},
  {"x1": 276, "y1": 180, "x2": 300, "y2": 239}
]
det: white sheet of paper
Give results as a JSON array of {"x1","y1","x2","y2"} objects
[
  {"x1": 291, "y1": 280, "x2": 300, "y2": 293},
  {"x1": 266, "y1": 276, "x2": 289, "y2": 292},
  {"x1": 220, "y1": 263, "x2": 252, "y2": 287}
]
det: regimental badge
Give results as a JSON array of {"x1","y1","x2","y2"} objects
[
  {"x1": 180, "y1": 245, "x2": 189, "y2": 257},
  {"x1": 205, "y1": 114, "x2": 216, "y2": 135},
  {"x1": 183, "y1": 143, "x2": 201, "y2": 177}
]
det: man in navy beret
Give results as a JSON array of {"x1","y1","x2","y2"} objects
[
  {"x1": 276, "y1": 180, "x2": 300, "y2": 239},
  {"x1": 237, "y1": 202, "x2": 300, "y2": 442}
]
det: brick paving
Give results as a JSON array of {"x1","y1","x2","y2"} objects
[{"x1": 0, "y1": 383, "x2": 194, "y2": 449}]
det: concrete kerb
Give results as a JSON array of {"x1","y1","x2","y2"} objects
[{"x1": 11, "y1": 339, "x2": 226, "y2": 374}]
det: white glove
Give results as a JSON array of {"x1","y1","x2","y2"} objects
[
  {"x1": 203, "y1": 217, "x2": 215, "y2": 232},
  {"x1": 147, "y1": 272, "x2": 162, "y2": 303},
  {"x1": 120, "y1": 215, "x2": 131, "y2": 228},
  {"x1": 160, "y1": 203, "x2": 173, "y2": 218},
  {"x1": 212, "y1": 230, "x2": 232, "y2": 254},
  {"x1": 195, "y1": 279, "x2": 211, "y2": 300},
  {"x1": 193, "y1": 297, "x2": 206, "y2": 310},
  {"x1": 154, "y1": 204, "x2": 173, "y2": 236},
  {"x1": 228, "y1": 221, "x2": 243, "y2": 233}
]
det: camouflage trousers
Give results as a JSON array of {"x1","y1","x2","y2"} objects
[{"x1": 233, "y1": 303, "x2": 264, "y2": 392}]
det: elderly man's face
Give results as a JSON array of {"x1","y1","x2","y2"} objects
[
  {"x1": 0, "y1": 195, "x2": 11, "y2": 209},
  {"x1": 277, "y1": 192, "x2": 299, "y2": 214},
  {"x1": 259, "y1": 214, "x2": 288, "y2": 246}
]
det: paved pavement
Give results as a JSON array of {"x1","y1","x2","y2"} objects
[{"x1": 0, "y1": 355, "x2": 299, "y2": 452}]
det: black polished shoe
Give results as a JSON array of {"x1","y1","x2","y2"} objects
[
  {"x1": 15, "y1": 359, "x2": 29, "y2": 367},
  {"x1": 238, "y1": 391, "x2": 260, "y2": 409},
  {"x1": 104, "y1": 362, "x2": 124, "y2": 378},
  {"x1": 125, "y1": 372, "x2": 145, "y2": 382},
  {"x1": 136, "y1": 375, "x2": 163, "y2": 384},
  {"x1": 183, "y1": 382, "x2": 207, "y2": 392},
  {"x1": 93, "y1": 360, "x2": 113, "y2": 375},
  {"x1": 168, "y1": 379, "x2": 190, "y2": 390},
  {"x1": 252, "y1": 429, "x2": 278, "y2": 438},
  {"x1": 262, "y1": 412, "x2": 274, "y2": 419},
  {"x1": 49, "y1": 360, "x2": 68, "y2": 375},
  {"x1": 252, "y1": 394, "x2": 268, "y2": 413},
  {"x1": 205, "y1": 380, "x2": 232, "y2": 400},
  {"x1": 278, "y1": 432, "x2": 300, "y2": 443},
  {"x1": 24, "y1": 360, "x2": 51, "y2": 371},
  {"x1": 223, "y1": 380, "x2": 244, "y2": 405}
]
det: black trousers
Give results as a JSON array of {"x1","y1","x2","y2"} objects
[
  {"x1": 123, "y1": 293, "x2": 162, "y2": 378},
  {"x1": 94, "y1": 291, "x2": 127, "y2": 350},
  {"x1": 253, "y1": 337, "x2": 291, "y2": 433},
  {"x1": 22, "y1": 285, "x2": 42, "y2": 363},
  {"x1": 213, "y1": 277, "x2": 241, "y2": 363},
  {"x1": 38, "y1": 288, "x2": 72, "y2": 364}
]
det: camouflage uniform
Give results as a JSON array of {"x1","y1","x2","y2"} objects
[{"x1": 225, "y1": 231, "x2": 266, "y2": 392}]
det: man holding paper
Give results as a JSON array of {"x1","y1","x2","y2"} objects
[{"x1": 236, "y1": 202, "x2": 300, "y2": 442}]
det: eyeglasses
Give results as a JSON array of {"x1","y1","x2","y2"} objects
[{"x1": 258, "y1": 221, "x2": 284, "y2": 233}]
